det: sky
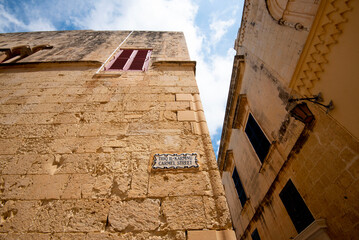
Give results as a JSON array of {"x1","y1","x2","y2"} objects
[{"x1": 0, "y1": 0, "x2": 244, "y2": 157}]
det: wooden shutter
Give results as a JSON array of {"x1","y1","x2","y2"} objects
[
  {"x1": 108, "y1": 49, "x2": 133, "y2": 70},
  {"x1": 129, "y1": 49, "x2": 148, "y2": 70},
  {"x1": 105, "y1": 49, "x2": 151, "y2": 71}
]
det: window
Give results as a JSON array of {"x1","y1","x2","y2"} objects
[
  {"x1": 245, "y1": 113, "x2": 271, "y2": 163},
  {"x1": 279, "y1": 180, "x2": 314, "y2": 233},
  {"x1": 232, "y1": 167, "x2": 247, "y2": 207},
  {"x1": 251, "y1": 229, "x2": 261, "y2": 240},
  {"x1": 105, "y1": 49, "x2": 151, "y2": 71}
]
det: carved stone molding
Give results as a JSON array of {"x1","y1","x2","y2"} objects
[
  {"x1": 235, "y1": 0, "x2": 251, "y2": 49},
  {"x1": 266, "y1": 0, "x2": 320, "y2": 29},
  {"x1": 290, "y1": 0, "x2": 352, "y2": 96}
]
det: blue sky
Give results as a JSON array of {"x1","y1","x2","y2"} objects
[{"x1": 0, "y1": 0, "x2": 244, "y2": 157}]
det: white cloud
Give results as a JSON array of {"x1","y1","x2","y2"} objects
[
  {"x1": 215, "y1": 139, "x2": 221, "y2": 155},
  {"x1": 73, "y1": 0, "x2": 204, "y2": 60},
  {"x1": 197, "y1": 48, "x2": 236, "y2": 135},
  {"x1": 209, "y1": 18, "x2": 236, "y2": 45},
  {"x1": 0, "y1": 4, "x2": 55, "y2": 33}
]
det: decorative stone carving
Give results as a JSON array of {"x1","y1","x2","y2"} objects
[
  {"x1": 266, "y1": 0, "x2": 320, "y2": 29},
  {"x1": 290, "y1": 0, "x2": 353, "y2": 96}
]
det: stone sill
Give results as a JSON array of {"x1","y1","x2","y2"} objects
[
  {"x1": 152, "y1": 60, "x2": 196, "y2": 74},
  {"x1": 294, "y1": 219, "x2": 331, "y2": 240}
]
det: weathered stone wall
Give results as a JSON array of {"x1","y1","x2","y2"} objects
[
  {"x1": 220, "y1": 0, "x2": 359, "y2": 239},
  {"x1": 0, "y1": 31, "x2": 234, "y2": 239}
]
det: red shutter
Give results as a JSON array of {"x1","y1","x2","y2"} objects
[
  {"x1": 109, "y1": 49, "x2": 133, "y2": 70},
  {"x1": 105, "y1": 49, "x2": 151, "y2": 71},
  {"x1": 129, "y1": 50, "x2": 148, "y2": 70}
]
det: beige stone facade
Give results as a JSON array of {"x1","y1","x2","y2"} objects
[
  {"x1": 0, "y1": 30, "x2": 235, "y2": 239},
  {"x1": 218, "y1": 0, "x2": 359, "y2": 240}
]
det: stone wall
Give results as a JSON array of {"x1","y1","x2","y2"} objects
[
  {"x1": 0, "y1": 31, "x2": 235, "y2": 239},
  {"x1": 219, "y1": 0, "x2": 359, "y2": 239}
]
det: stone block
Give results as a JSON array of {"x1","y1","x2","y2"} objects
[
  {"x1": 0, "y1": 139, "x2": 19, "y2": 155},
  {"x1": 0, "y1": 233, "x2": 50, "y2": 240},
  {"x1": 163, "y1": 111, "x2": 177, "y2": 121},
  {"x1": 0, "y1": 200, "x2": 39, "y2": 232},
  {"x1": 214, "y1": 196, "x2": 232, "y2": 229},
  {"x1": 165, "y1": 102, "x2": 190, "y2": 111},
  {"x1": 113, "y1": 231, "x2": 186, "y2": 240},
  {"x1": 51, "y1": 233, "x2": 87, "y2": 240},
  {"x1": 162, "y1": 196, "x2": 206, "y2": 230},
  {"x1": 191, "y1": 122, "x2": 201, "y2": 135},
  {"x1": 125, "y1": 102, "x2": 155, "y2": 111},
  {"x1": 148, "y1": 171, "x2": 212, "y2": 197},
  {"x1": 188, "y1": 230, "x2": 237, "y2": 240},
  {"x1": 109, "y1": 199, "x2": 161, "y2": 231},
  {"x1": 0, "y1": 154, "x2": 51, "y2": 175},
  {"x1": 203, "y1": 196, "x2": 218, "y2": 229},
  {"x1": 78, "y1": 123, "x2": 101, "y2": 137},
  {"x1": 82, "y1": 174, "x2": 114, "y2": 198},
  {"x1": 53, "y1": 113, "x2": 79, "y2": 124},
  {"x1": 177, "y1": 111, "x2": 196, "y2": 122},
  {"x1": 197, "y1": 111, "x2": 206, "y2": 122},
  {"x1": 0, "y1": 113, "x2": 18, "y2": 125},
  {"x1": 103, "y1": 138, "x2": 127, "y2": 148},
  {"x1": 217, "y1": 230, "x2": 237, "y2": 240},
  {"x1": 1, "y1": 174, "x2": 70, "y2": 200},
  {"x1": 195, "y1": 100, "x2": 203, "y2": 110},
  {"x1": 188, "y1": 230, "x2": 217, "y2": 240},
  {"x1": 128, "y1": 152, "x2": 150, "y2": 198},
  {"x1": 29, "y1": 199, "x2": 110, "y2": 232},
  {"x1": 209, "y1": 170, "x2": 226, "y2": 196},
  {"x1": 200, "y1": 122, "x2": 210, "y2": 135},
  {"x1": 176, "y1": 94, "x2": 192, "y2": 101}
]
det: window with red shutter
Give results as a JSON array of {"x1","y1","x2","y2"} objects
[{"x1": 105, "y1": 49, "x2": 151, "y2": 71}]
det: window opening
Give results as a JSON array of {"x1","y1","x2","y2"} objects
[
  {"x1": 105, "y1": 49, "x2": 151, "y2": 71},
  {"x1": 232, "y1": 167, "x2": 247, "y2": 207},
  {"x1": 251, "y1": 229, "x2": 261, "y2": 240},
  {"x1": 245, "y1": 113, "x2": 271, "y2": 163},
  {"x1": 279, "y1": 179, "x2": 315, "y2": 233}
]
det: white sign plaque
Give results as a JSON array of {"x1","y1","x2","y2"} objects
[{"x1": 152, "y1": 153, "x2": 199, "y2": 169}]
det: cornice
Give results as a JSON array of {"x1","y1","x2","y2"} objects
[
  {"x1": 217, "y1": 55, "x2": 245, "y2": 172},
  {"x1": 235, "y1": 0, "x2": 251, "y2": 49},
  {"x1": 290, "y1": 0, "x2": 353, "y2": 96}
]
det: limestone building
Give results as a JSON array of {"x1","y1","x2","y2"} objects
[
  {"x1": 218, "y1": 0, "x2": 359, "y2": 239},
  {"x1": 0, "y1": 30, "x2": 236, "y2": 239}
]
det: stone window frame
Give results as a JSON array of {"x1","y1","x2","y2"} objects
[
  {"x1": 232, "y1": 94, "x2": 247, "y2": 129},
  {"x1": 104, "y1": 48, "x2": 152, "y2": 71},
  {"x1": 230, "y1": 96, "x2": 274, "y2": 167}
]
